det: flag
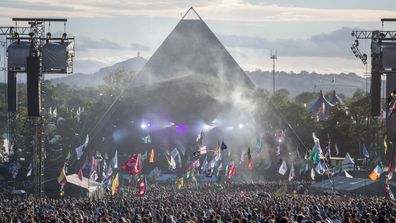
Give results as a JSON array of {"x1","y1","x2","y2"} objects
[
  {"x1": 122, "y1": 154, "x2": 142, "y2": 175},
  {"x1": 311, "y1": 168, "x2": 315, "y2": 180},
  {"x1": 312, "y1": 150, "x2": 321, "y2": 165},
  {"x1": 176, "y1": 177, "x2": 184, "y2": 189},
  {"x1": 57, "y1": 166, "x2": 67, "y2": 186},
  {"x1": 90, "y1": 170, "x2": 98, "y2": 181},
  {"x1": 103, "y1": 160, "x2": 113, "y2": 179},
  {"x1": 335, "y1": 144, "x2": 340, "y2": 156},
  {"x1": 362, "y1": 145, "x2": 369, "y2": 158},
  {"x1": 26, "y1": 162, "x2": 32, "y2": 177},
  {"x1": 137, "y1": 176, "x2": 147, "y2": 196},
  {"x1": 192, "y1": 159, "x2": 200, "y2": 168},
  {"x1": 324, "y1": 146, "x2": 331, "y2": 161},
  {"x1": 196, "y1": 130, "x2": 204, "y2": 145},
  {"x1": 112, "y1": 150, "x2": 118, "y2": 169},
  {"x1": 369, "y1": 163, "x2": 384, "y2": 181},
  {"x1": 240, "y1": 151, "x2": 245, "y2": 163},
  {"x1": 227, "y1": 165, "x2": 236, "y2": 179},
  {"x1": 278, "y1": 160, "x2": 288, "y2": 175},
  {"x1": 386, "y1": 172, "x2": 395, "y2": 200},
  {"x1": 221, "y1": 141, "x2": 227, "y2": 150},
  {"x1": 75, "y1": 168, "x2": 83, "y2": 181},
  {"x1": 82, "y1": 156, "x2": 89, "y2": 169},
  {"x1": 65, "y1": 151, "x2": 71, "y2": 161},
  {"x1": 256, "y1": 138, "x2": 262, "y2": 153},
  {"x1": 75, "y1": 135, "x2": 89, "y2": 160},
  {"x1": 169, "y1": 155, "x2": 176, "y2": 170},
  {"x1": 199, "y1": 146, "x2": 207, "y2": 155},
  {"x1": 102, "y1": 175, "x2": 113, "y2": 189},
  {"x1": 315, "y1": 162, "x2": 325, "y2": 175},
  {"x1": 301, "y1": 162, "x2": 308, "y2": 174},
  {"x1": 288, "y1": 163, "x2": 295, "y2": 181},
  {"x1": 384, "y1": 136, "x2": 388, "y2": 155},
  {"x1": 186, "y1": 168, "x2": 194, "y2": 179},
  {"x1": 312, "y1": 132, "x2": 320, "y2": 145},
  {"x1": 171, "y1": 148, "x2": 182, "y2": 168},
  {"x1": 214, "y1": 141, "x2": 222, "y2": 160},
  {"x1": 224, "y1": 164, "x2": 229, "y2": 177},
  {"x1": 141, "y1": 152, "x2": 148, "y2": 162},
  {"x1": 111, "y1": 173, "x2": 119, "y2": 196},
  {"x1": 142, "y1": 135, "x2": 151, "y2": 144},
  {"x1": 247, "y1": 147, "x2": 252, "y2": 169},
  {"x1": 91, "y1": 156, "x2": 97, "y2": 170},
  {"x1": 149, "y1": 149, "x2": 154, "y2": 163},
  {"x1": 344, "y1": 170, "x2": 353, "y2": 178}
]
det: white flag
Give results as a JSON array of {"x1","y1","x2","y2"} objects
[
  {"x1": 75, "y1": 134, "x2": 89, "y2": 160},
  {"x1": 288, "y1": 163, "x2": 295, "y2": 181},
  {"x1": 315, "y1": 162, "x2": 325, "y2": 175},
  {"x1": 311, "y1": 168, "x2": 315, "y2": 180},
  {"x1": 112, "y1": 150, "x2": 118, "y2": 169},
  {"x1": 171, "y1": 148, "x2": 182, "y2": 168},
  {"x1": 278, "y1": 160, "x2": 288, "y2": 175},
  {"x1": 344, "y1": 170, "x2": 353, "y2": 178}
]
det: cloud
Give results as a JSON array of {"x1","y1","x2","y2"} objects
[
  {"x1": 130, "y1": 43, "x2": 150, "y2": 51},
  {"x1": 218, "y1": 27, "x2": 356, "y2": 58},
  {"x1": 2, "y1": 0, "x2": 395, "y2": 22},
  {"x1": 76, "y1": 36, "x2": 150, "y2": 52}
]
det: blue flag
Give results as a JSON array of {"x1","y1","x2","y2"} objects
[
  {"x1": 221, "y1": 141, "x2": 227, "y2": 150},
  {"x1": 362, "y1": 145, "x2": 369, "y2": 158}
]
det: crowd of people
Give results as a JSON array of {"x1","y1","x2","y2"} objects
[{"x1": 0, "y1": 180, "x2": 394, "y2": 223}]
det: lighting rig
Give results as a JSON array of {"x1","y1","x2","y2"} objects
[
  {"x1": 351, "y1": 18, "x2": 396, "y2": 119},
  {"x1": 0, "y1": 18, "x2": 74, "y2": 198}
]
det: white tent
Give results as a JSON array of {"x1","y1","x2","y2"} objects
[
  {"x1": 341, "y1": 153, "x2": 355, "y2": 171},
  {"x1": 66, "y1": 174, "x2": 104, "y2": 199}
]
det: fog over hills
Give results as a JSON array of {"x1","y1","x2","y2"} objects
[{"x1": 51, "y1": 56, "x2": 366, "y2": 97}]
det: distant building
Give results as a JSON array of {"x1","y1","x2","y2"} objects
[
  {"x1": 308, "y1": 90, "x2": 334, "y2": 120},
  {"x1": 329, "y1": 90, "x2": 345, "y2": 106}
]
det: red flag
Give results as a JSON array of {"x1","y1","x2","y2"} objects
[
  {"x1": 78, "y1": 168, "x2": 83, "y2": 181},
  {"x1": 137, "y1": 176, "x2": 147, "y2": 197},
  {"x1": 228, "y1": 165, "x2": 236, "y2": 179},
  {"x1": 122, "y1": 154, "x2": 142, "y2": 175},
  {"x1": 248, "y1": 160, "x2": 252, "y2": 169}
]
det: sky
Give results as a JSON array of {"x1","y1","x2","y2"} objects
[{"x1": 0, "y1": 0, "x2": 396, "y2": 75}]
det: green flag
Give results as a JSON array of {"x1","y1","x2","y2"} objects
[{"x1": 312, "y1": 152, "x2": 320, "y2": 165}]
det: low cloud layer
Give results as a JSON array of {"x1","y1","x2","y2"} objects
[{"x1": 219, "y1": 27, "x2": 356, "y2": 58}]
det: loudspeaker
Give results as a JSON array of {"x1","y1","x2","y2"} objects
[
  {"x1": 27, "y1": 56, "x2": 41, "y2": 117},
  {"x1": 370, "y1": 71, "x2": 381, "y2": 116},
  {"x1": 7, "y1": 71, "x2": 17, "y2": 112}
]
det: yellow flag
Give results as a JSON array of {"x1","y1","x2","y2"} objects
[
  {"x1": 111, "y1": 173, "x2": 119, "y2": 196},
  {"x1": 57, "y1": 166, "x2": 66, "y2": 184},
  {"x1": 149, "y1": 149, "x2": 155, "y2": 163},
  {"x1": 384, "y1": 135, "x2": 388, "y2": 155},
  {"x1": 176, "y1": 177, "x2": 184, "y2": 189}
]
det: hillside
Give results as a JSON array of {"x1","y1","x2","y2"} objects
[
  {"x1": 247, "y1": 70, "x2": 367, "y2": 97},
  {"x1": 50, "y1": 56, "x2": 147, "y2": 87},
  {"x1": 51, "y1": 56, "x2": 367, "y2": 97}
]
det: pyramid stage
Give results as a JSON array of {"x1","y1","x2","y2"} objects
[{"x1": 86, "y1": 8, "x2": 263, "y2": 169}]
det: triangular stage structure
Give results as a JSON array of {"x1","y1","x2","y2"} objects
[
  {"x1": 135, "y1": 7, "x2": 254, "y2": 88},
  {"x1": 308, "y1": 90, "x2": 334, "y2": 118},
  {"x1": 329, "y1": 90, "x2": 344, "y2": 106}
]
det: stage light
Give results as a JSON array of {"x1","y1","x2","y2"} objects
[
  {"x1": 140, "y1": 122, "x2": 147, "y2": 129},
  {"x1": 278, "y1": 138, "x2": 282, "y2": 143},
  {"x1": 238, "y1": 123, "x2": 244, "y2": 129}
]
